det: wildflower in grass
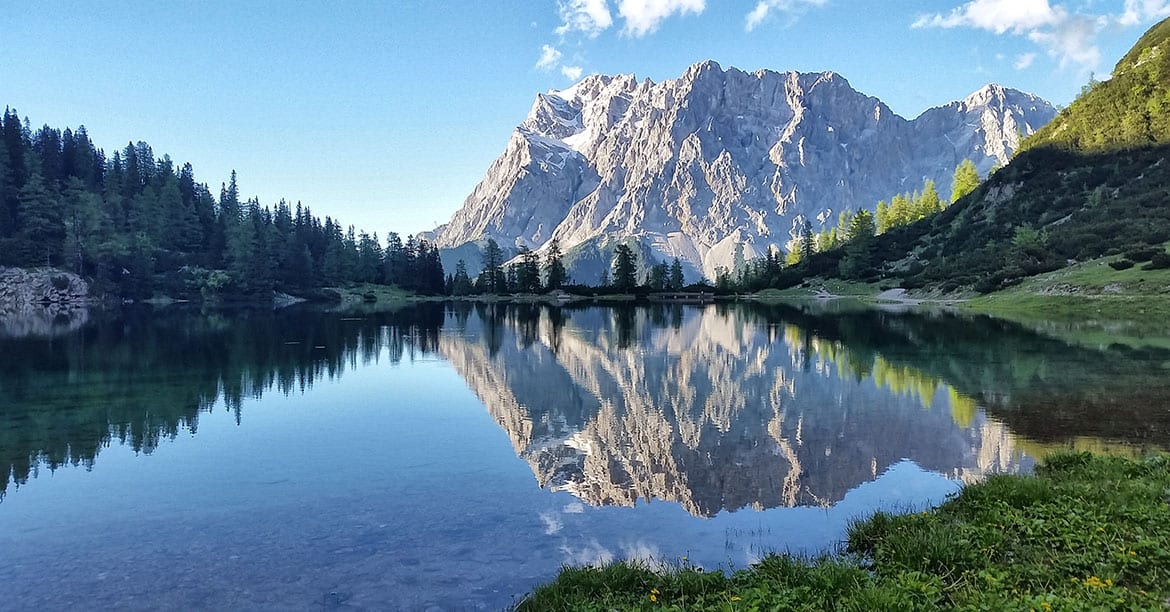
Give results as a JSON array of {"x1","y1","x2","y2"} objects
[
  {"x1": 650, "y1": 587, "x2": 660, "y2": 602},
  {"x1": 1083, "y1": 576, "x2": 1108, "y2": 589},
  {"x1": 731, "y1": 596, "x2": 742, "y2": 601}
]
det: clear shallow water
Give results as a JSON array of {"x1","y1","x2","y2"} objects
[{"x1": 1, "y1": 302, "x2": 1168, "y2": 609}]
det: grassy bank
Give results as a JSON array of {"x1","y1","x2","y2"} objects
[
  {"x1": 754, "y1": 280, "x2": 882, "y2": 300},
  {"x1": 519, "y1": 453, "x2": 1170, "y2": 610},
  {"x1": 964, "y1": 248, "x2": 1170, "y2": 320}
]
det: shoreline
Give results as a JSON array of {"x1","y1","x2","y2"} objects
[{"x1": 518, "y1": 452, "x2": 1170, "y2": 610}]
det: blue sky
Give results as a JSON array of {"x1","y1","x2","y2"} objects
[{"x1": 4, "y1": 1, "x2": 1168, "y2": 237}]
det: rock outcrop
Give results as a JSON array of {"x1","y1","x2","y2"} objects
[
  {"x1": 428, "y1": 62, "x2": 1055, "y2": 281},
  {"x1": 0, "y1": 268, "x2": 91, "y2": 338},
  {"x1": 0, "y1": 268, "x2": 90, "y2": 310}
]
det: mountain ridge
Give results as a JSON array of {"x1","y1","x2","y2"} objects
[{"x1": 429, "y1": 60, "x2": 1055, "y2": 282}]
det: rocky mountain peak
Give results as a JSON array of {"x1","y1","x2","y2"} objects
[{"x1": 432, "y1": 64, "x2": 1057, "y2": 282}]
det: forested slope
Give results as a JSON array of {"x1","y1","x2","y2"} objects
[
  {"x1": 778, "y1": 17, "x2": 1170, "y2": 293},
  {"x1": 0, "y1": 110, "x2": 444, "y2": 300}
]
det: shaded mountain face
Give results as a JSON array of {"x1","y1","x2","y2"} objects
[{"x1": 429, "y1": 61, "x2": 1055, "y2": 281}]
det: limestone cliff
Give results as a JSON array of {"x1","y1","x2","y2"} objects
[{"x1": 429, "y1": 62, "x2": 1055, "y2": 281}]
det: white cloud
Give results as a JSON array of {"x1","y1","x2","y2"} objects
[
  {"x1": 561, "y1": 65, "x2": 584, "y2": 80},
  {"x1": 745, "y1": 0, "x2": 828, "y2": 32},
  {"x1": 556, "y1": 0, "x2": 614, "y2": 37},
  {"x1": 560, "y1": 539, "x2": 615, "y2": 567},
  {"x1": 539, "y1": 511, "x2": 563, "y2": 535},
  {"x1": 1028, "y1": 14, "x2": 1105, "y2": 71},
  {"x1": 1120, "y1": 0, "x2": 1170, "y2": 26},
  {"x1": 617, "y1": 0, "x2": 706, "y2": 37},
  {"x1": 536, "y1": 44, "x2": 563, "y2": 71},
  {"x1": 911, "y1": 0, "x2": 1170, "y2": 74},
  {"x1": 1014, "y1": 52, "x2": 1038, "y2": 69},
  {"x1": 912, "y1": 0, "x2": 1062, "y2": 34}
]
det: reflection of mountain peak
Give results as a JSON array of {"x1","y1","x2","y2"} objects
[{"x1": 439, "y1": 305, "x2": 1022, "y2": 517}]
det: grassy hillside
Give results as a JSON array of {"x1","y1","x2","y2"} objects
[
  {"x1": 892, "y1": 144, "x2": 1170, "y2": 293},
  {"x1": 1022, "y1": 17, "x2": 1170, "y2": 152}
]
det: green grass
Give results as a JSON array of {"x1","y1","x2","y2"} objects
[
  {"x1": 755, "y1": 279, "x2": 882, "y2": 300},
  {"x1": 518, "y1": 453, "x2": 1170, "y2": 610},
  {"x1": 963, "y1": 247, "x2": 1170, "y2": 330},
  {"x1": 325, "y1": 283, "x2": 423, "y2": 313}
]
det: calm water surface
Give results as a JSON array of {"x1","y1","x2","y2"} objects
[{"x1": 1, "y1": 302, "x2": 1168, "y2": 609}]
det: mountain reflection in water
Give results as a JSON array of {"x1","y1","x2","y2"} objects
[
  {"x1": 3, "y1": 301, "x2": 1169, "y2": 512},
  {"x1": 440, "y1": 302, "x2": 1020, "y2": 517}
]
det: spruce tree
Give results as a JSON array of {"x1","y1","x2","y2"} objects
[
  {"x1": 480, "y1": 238, "x2": 505, "y2": 293},
  {"x1": 452, "y1": 259, "x2": 473, "y2": 295},
  {"x1": 15, "y1": 172, "x2": 65, "y2": 266},
  {"x1": 517, "y1": 245, "x2": 540, "y2": 293},
  {"x1": 612, "y1": 243, "x2": 637, "y2": 291},
  {"x1": 669, "y1": 257, "x2": 684, "y2": 290},
  {"x1": 799, "y1": 220, "x2": 815, "y2": 263},
  {"x1": 544, "y1": 238, "x2": 566, "y2": 290}
]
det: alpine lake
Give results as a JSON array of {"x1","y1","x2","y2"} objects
[{"x1": 2, "y1": 299, "x2": 1168, "y2": 610}]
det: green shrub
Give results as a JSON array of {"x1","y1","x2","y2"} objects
[
  {"x1": 50, "y1": 274, "x2": 70, "y2": 291},
  {"x1": 1109, "y1": 259, "x2": 1136, "y2": 270},
  {"x1": 1123, "y1": 246, "x2": 1161, "y2": 262},
  {"x1": 1140, "y1": 251, "x2": 1170, "y2": 270}
]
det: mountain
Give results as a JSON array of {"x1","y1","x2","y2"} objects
[
  {"x1": 428, "y1": 62, "x2": 1055, "y2": 282},
  {"x1": 800, "y1": 17, "x2": 1170, "y2": 293}
]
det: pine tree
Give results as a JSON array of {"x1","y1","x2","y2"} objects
[
  {"x1": 839, "y1": 209, "x2": 876, "y2": 279},
  {"x1": 669, "y1": 257, "x2": 684, "y2": 290},
  {"x1": 612, "y1": 243, "x2": 637, "y2": 291},
  {"x1": 951, "y1": 159, "x2": 980, "y2": 203},
  {"x1": 505, "y1": 263, "x2": 518, "y2": 293},
  {"x1": 383, "y1": 232, "x2": 407, "y2": 286},
  {"x1": 647, "y1": 261, "x2": 668, "y2": 290},
  {"x1": 0, "y1": 140, "x2": 13, "y2": 249},
  {"x1": 544, "y1": 238, "x2": 566, "y2": 290},
  {"x1": 62, "y1": 177, "x2": 111, "y2": 275},
  {"x1": 452, "y1": 259, "x2": 473, "y2": 295},
  {"x1": 799, "y1": 220, "x2": 815, "y2": 263},
  {"x1": 356, "y1": 231, "x2": 383, "y2": 283},
  {"x1": 875, "y1": 200, "x2": 891, "y2": 234},
  {"x1": 917, "y1": 179, "x2": 943, "y2": 219},
  {"x1": 516, "y1": 245, "x2": 540, "y2": 293},
  {"x1": 480, "y1": 238, "x2": 505, "y2": 293},
  {"x1": 415, "y1": 239, "x2": 445, "y2": 294},
  {"x1": 15, "y1": 172, "x2": 65, "y2": 266}
]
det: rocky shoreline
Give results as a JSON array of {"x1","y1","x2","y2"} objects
[
  {"x1": 0, "y1": 268, "x2": 92, "y2": 338},
  {"x1": 0, "y1": 267, "x2": 91, "y2": 311}
]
